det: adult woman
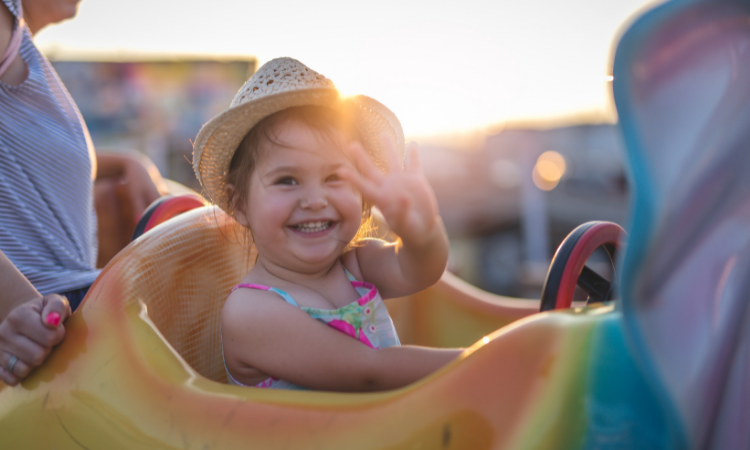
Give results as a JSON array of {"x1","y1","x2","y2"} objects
[{"x1": 0, "y1": 0, "x2": 164, "y2": 385}]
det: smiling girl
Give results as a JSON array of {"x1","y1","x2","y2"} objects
[{"x1": 193, "y1": 58, "x2": 462, "y2": 392}]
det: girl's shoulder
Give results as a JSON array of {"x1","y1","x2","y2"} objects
[
  {"x1": 224, "y1": 279, "x2": 289, "y2": 310},
  {"x1": 340, "y1": 247, "x2": 365, "y2": 281},
  {"x1": 221, "y1": 282, "x2": 300, "y2": 334}
]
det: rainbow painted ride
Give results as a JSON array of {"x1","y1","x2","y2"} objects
[{"x1": 1, "y1": 0, "x2": 749, "y2": 448}]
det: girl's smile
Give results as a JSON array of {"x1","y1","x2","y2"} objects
[{"x1": 289, "y1": 220, "x2": 336, "y2": 235}]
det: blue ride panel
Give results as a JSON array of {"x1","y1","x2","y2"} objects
[{"x1": 604, "y1": 0, "x2": 750, "y2": 447}]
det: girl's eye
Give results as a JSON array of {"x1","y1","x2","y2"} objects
[
  {"x1": 275, "y1": 176, "x2": 297, "y2": 186},
  {"x1": 326, "y1": 173, "x2": 341, "y2": 183}
]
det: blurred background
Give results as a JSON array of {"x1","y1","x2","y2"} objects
[{"x1": 38, "y1": 0, "x2": 660, "y2": 298}]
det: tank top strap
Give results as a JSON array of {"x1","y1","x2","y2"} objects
[
  {"x1": 343, "y1": 267, "x2": 358, "y2": 282},
  {"x1": 342, "y1": 267, "x2": 378, "y2": 303},
  {"x1": 232, "y1": 283, "x2": 299, "y2": 308}
]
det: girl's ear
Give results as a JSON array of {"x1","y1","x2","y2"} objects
[{"x1": 225, "y1": 184, "x2": 250, "y2": 228}]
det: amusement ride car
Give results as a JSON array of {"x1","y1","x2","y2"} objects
[{"x1": 2, "y1": 0, "x2": 749, "y2": 448}]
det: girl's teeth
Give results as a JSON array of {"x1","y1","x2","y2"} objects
[{"x1": 295, "y1": 221, "x2": 332, "y2": 233}]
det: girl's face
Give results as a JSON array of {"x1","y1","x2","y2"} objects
[{"x1": 233, "y1": 120, "x2": 363, "y2": 273}]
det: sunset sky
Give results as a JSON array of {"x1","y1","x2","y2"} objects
[{"x1": 35, "y1": 0, "x2": 662, "y2": 137}]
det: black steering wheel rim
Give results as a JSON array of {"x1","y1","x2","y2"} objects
[{"x1": 540, "y1": 221, "x2": 625, "y2": 312}]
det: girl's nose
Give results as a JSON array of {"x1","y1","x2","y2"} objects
[{"x1": 300, "y1": 193, "x2": 328, "y2": 210}]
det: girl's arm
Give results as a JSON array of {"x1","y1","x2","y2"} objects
[
  {"x1": 341, "y1": 139, "x2": 449, "y2": 299},
  {"x1": 222, "y1": 289, "x2": 462, "y2": 392}
]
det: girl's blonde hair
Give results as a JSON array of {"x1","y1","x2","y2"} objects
[{"x1": 224, "y1": 105, "x2": 374, "y2": 248}]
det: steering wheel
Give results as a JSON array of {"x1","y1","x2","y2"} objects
[{"x1": 540, "y1": 221, "x2": 625, "y2": 312}]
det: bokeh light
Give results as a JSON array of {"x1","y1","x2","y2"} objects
[{"x1": 533, "y1": 150, "x2": 567, "y2": 191}]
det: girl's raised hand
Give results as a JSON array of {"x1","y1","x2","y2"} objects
[{"x1": 342, "y1": 134, "x2": 441, "y2": 248}]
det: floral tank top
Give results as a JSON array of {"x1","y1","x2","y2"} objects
[{"x1": 222, "y1": 268, "x2": 401, "y2": 390}]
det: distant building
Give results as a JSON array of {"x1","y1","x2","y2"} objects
[
  {"x1": 486, "y1": 124, "x2": 628, "y2": 234},
  {"x1": 421, "y1": 123, "x2": 629, "y2": 297},
  {"x1": 52, "y1": 58, "x2": 257, "y2": 190}
]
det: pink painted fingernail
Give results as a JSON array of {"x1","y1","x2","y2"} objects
[{"x1": 46, "y1": 312, "x2": 61, "y2": 327}]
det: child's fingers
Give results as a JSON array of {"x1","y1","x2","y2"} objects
[
  {"x1": 339, "y1": 167, "x2": 381, "y2": 203},
  {"x1": 406, "y1": 142, "x2": 421, "y2": 174},
  {"x1": 378, "y1": 132, "x2": 403, "y2": 174},
  {"x1": 349, "y1": 142, "x2": 383, "y2": 183}
]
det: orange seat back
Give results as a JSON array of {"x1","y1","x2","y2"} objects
[{"x1": 113, "y1": 206, "x2": 253, "y2": 382}]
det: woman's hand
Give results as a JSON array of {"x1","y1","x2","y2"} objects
[
  {"x1": 96, "y1": 152, "x2": 168, "y2": 220},
  {"x1": 0, "y1": 294, "x2": 70, "y2": 386},
  {"x1": 120, "y1": 155, "x2": 168, "y2": 218},
  {"x1": 342, "y1": 135, "x2": 441, "y2": 248}
]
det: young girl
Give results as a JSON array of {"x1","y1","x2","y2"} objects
[{"x1": 193, "y1": 57, "x2": 463, "y2": 392}]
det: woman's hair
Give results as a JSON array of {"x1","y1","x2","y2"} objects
[{"x1": 224, "y1": 105, "x2": 374, "y2": 247}]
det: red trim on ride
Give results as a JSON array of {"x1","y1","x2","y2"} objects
[
  {"x1": 143, "y1": 194, "x2": 206, "y2": 234},
  {"x1": 555, "y1": 222, "x2": 622, "y2": 310}
]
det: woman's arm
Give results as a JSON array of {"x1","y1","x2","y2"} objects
[{"x1": 222, "y1": 289, "x2": 462, "y2": 392}]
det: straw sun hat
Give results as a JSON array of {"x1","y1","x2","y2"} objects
[{"x1": 193, "y1": 57, "x2": 405, "y2": 213}]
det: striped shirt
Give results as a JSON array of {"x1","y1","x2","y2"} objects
[{"x1": 0, "y1": 0, "x2": 99, "y2": 295}]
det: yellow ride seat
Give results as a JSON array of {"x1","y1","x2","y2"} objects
[
  {"x1": 1, "y1": 204, "x2": 602, "y2": 450},
  {"x1": 122, "y1": 207, "x2": 253, "y2": 383}
]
